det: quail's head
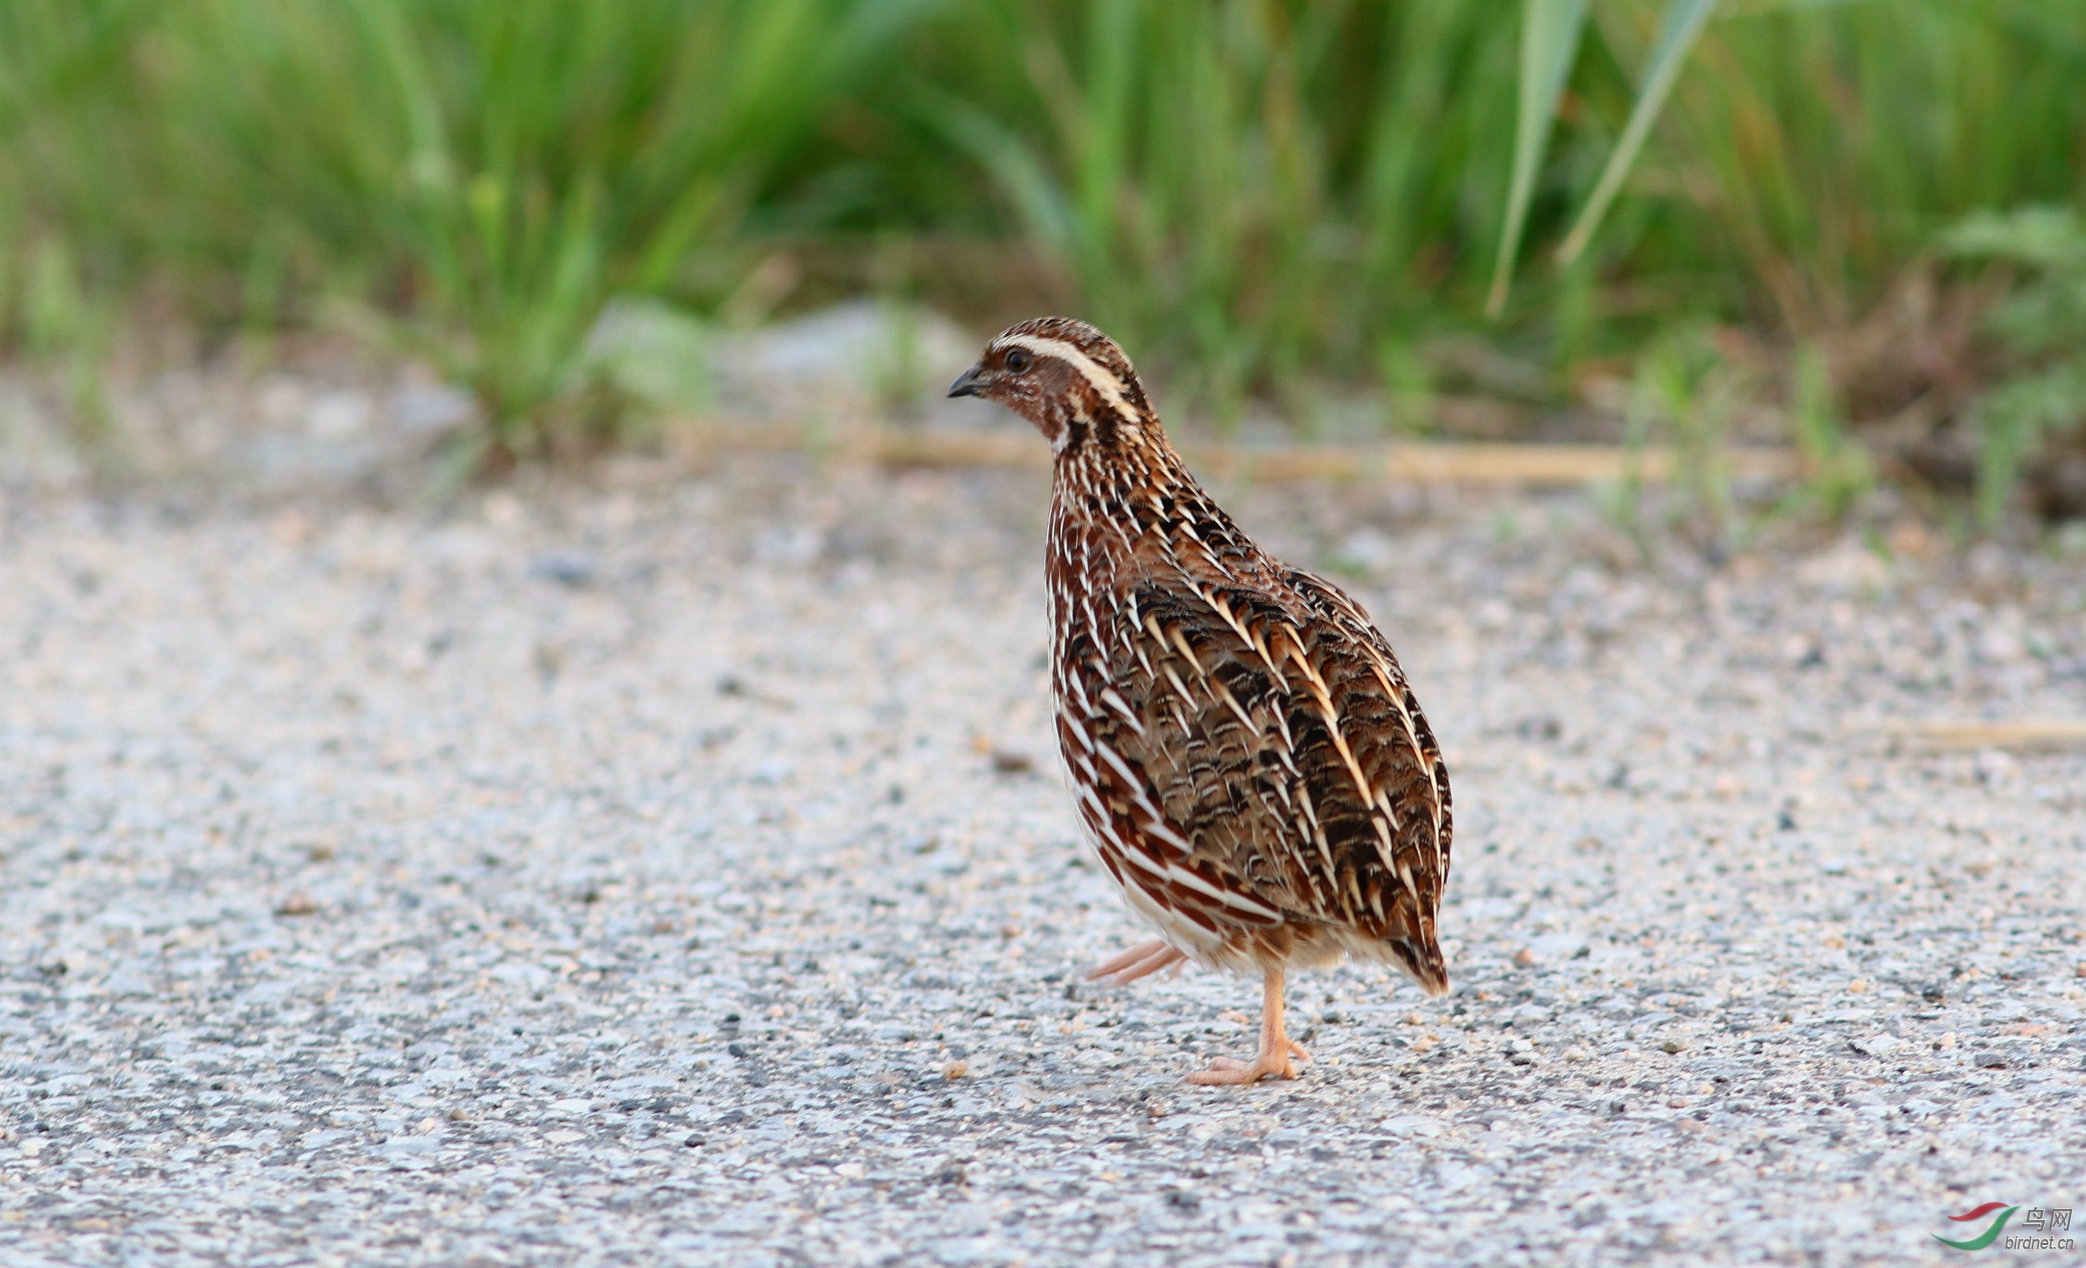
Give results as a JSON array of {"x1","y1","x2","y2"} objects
[{"x1": 947, "y1": 316, "x2": 1152, "y2": 451}]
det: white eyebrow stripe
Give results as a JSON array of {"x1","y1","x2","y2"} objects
[{"x1": 993, "y1": 334, "x2": 1132, "y2": 415}]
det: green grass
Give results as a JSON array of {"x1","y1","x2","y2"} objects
[
  {"x1": 2, "y1": 0, "x2": 932, "y2": 455},
  {"x1": 1940, "y1": 205, "x2": 2086, "y2": 526},
  {"x1": 1, "y1": 0, "x2": 2083, "y2": 510}
]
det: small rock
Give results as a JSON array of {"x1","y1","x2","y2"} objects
[
  {"x1": 528, "y1": 555, "x2": 597, "y2": 588},
  {"x1": 1514, "y1": 714, "x2": 1562, "y2": 742}
]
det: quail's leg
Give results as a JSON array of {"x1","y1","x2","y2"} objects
[
  {"x1": 1187, "y1": 968, "x2": 1309, "y2": 1085},
  {"x1": 1087, "y1": 939, "x2": 1186, "y2": 985}
]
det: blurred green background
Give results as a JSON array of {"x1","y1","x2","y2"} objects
[{"x1": 2, "y1": 0, "x2": 2084, "y2": 524}]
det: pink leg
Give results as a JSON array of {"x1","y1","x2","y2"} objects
[
  {"x1": 1086, "y1": 939, "x2": 1187, "y2": 985},
  {"x1": 1187, "y1": 968, "x2": 1308, "y2": 1085}
]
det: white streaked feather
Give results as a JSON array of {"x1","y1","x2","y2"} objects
[
  {"x1": 1161, "y1": 861, "x2": 1281, "y2": 920},
  {"x1": 1135, "y1": 813, "x2": 1193, "y2": 853},
  {"x1": 1098, "y1": 686, "x2": 1144, "y2": 732}
]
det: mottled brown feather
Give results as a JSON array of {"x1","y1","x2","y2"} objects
[{"x1": 954, "y1": 316, "x2": 1452, "y2": 996}]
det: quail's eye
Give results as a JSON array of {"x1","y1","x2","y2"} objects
[{"x1": 1004, "y1": 349, "x2": 1031, "y2": 374}]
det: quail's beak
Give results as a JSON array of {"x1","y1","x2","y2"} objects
[{"x1": 946, "y1": 363, "x2": 985, "y2": 398}]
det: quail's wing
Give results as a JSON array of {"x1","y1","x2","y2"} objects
[
  {"x1": 1068, "y1": 563, "x2": 1443, "y2": 950},
  {"x1": 1055, "y1": 587, "x2": 1288, "y2": 943},
  {"x1": 1279, "y1": 565, "x2": 1452, "y2": 886},
  {"x1": 1071, "y1": 567, "x2": 1449, "y2": 955}
]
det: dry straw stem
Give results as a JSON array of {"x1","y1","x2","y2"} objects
[
  {"x1": 676, "y1": 420, "x2": 1800, "y2": 487},
  {"x1": 1879, "y1": 719, "x2": 2086, "y2": 754}
]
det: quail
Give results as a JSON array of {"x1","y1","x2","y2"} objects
[{"x1": 949, "y1": 317, "x2": 1452, "y2": 1084}]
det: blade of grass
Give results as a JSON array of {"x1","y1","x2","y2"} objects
[
  {"x1": 1487, "y1": 0, "x2": 1589, "y2": 319},
  {"x1": 1556, "y1": 0, "x2": 1721, "y2": 268}
]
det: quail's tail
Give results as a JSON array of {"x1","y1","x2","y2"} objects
[{"x1": 1397, "y1": 935, "x2": 1450, "y2": 998}]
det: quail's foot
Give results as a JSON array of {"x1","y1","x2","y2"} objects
[{"x1": 1086, "y1": 939, "x2": 1186, "y2": 985}]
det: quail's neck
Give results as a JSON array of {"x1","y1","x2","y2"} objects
[
  {"x1": 1051, "y1": 424, "x2": 1197, "y2": 527},
  {"x1": 1046, "y1": 421, "x2": 1266, "y2": 599}
]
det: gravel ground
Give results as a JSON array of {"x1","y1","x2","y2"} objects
[{"x1": 3, "y1": 449, "x2": 2085, "y2": 1267}]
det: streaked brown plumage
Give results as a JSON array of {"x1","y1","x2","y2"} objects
[{"x1": 949, "y1": 317, "x2": 1452, "y2": 1085}]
